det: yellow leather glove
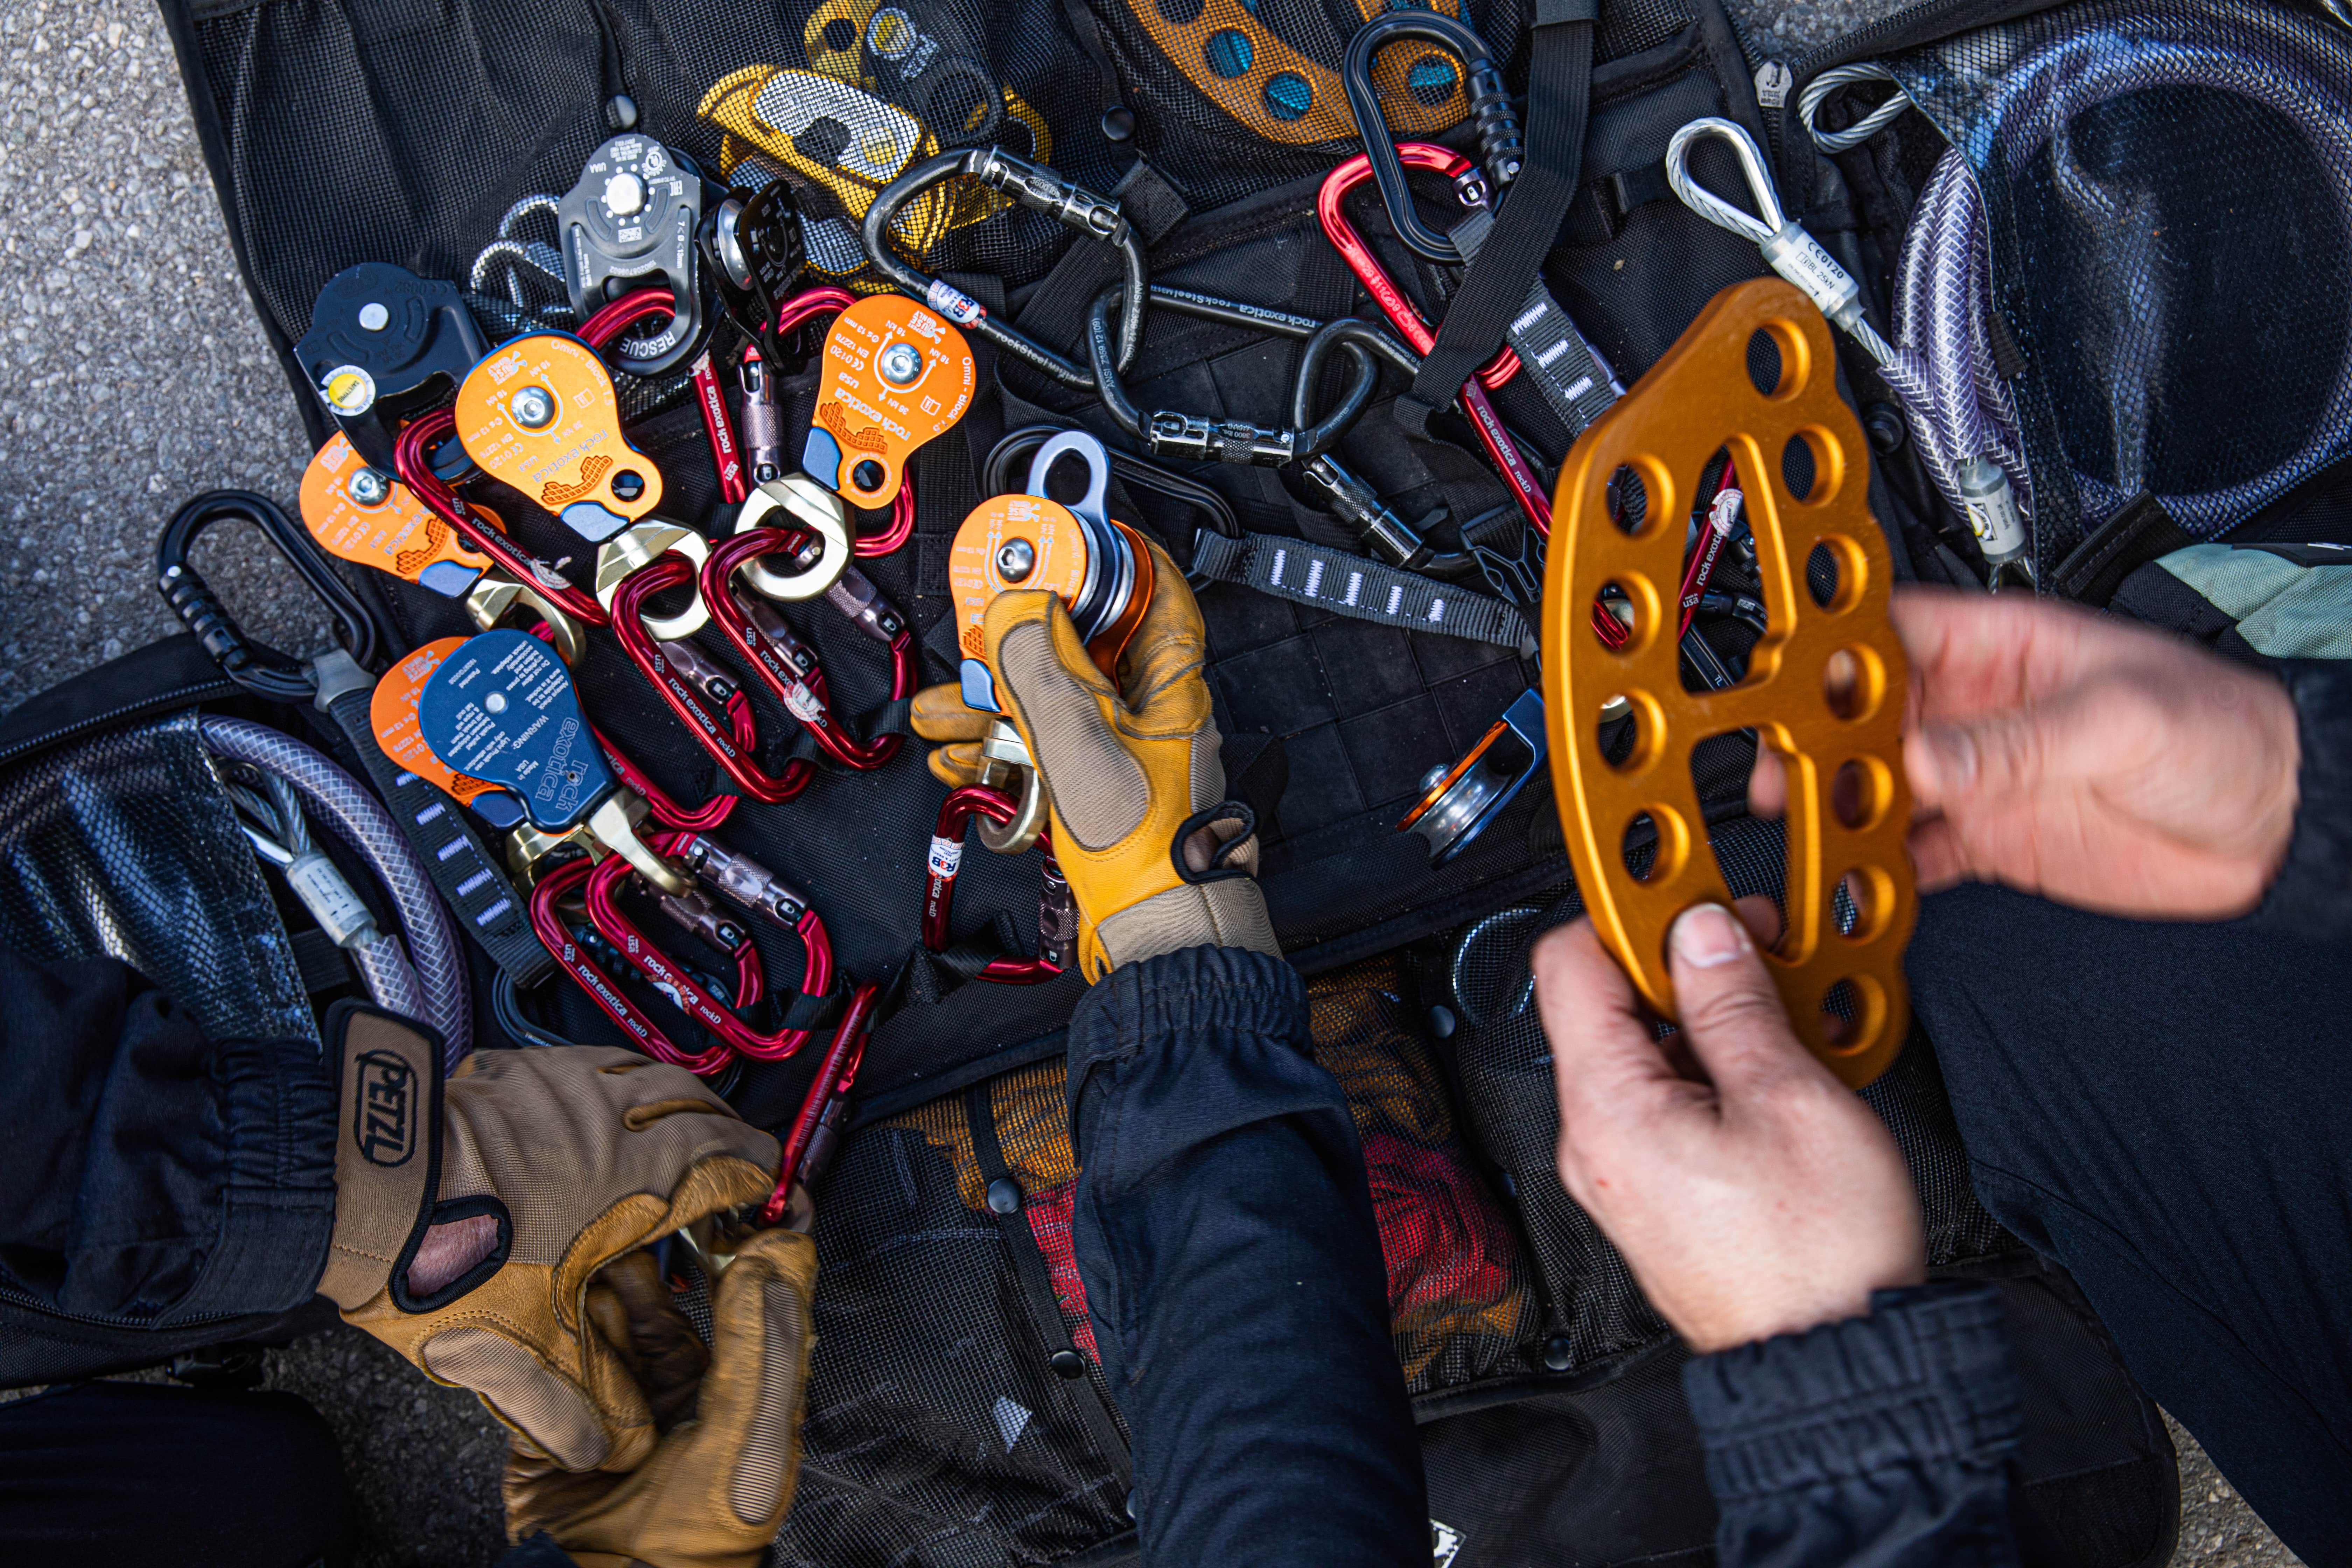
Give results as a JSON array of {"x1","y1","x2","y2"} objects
[
  {"x1": 319, "y1": 1009, "x2": 780, "y2": 1475},
  {"x1": 910, "y1": 541, "x2": 1278, "y2": 980},
  {"x1": 503, "y1": 1230, "x2": 819, "y2": 1568}
]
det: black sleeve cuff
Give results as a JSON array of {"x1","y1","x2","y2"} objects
[
  {"x1": 1680, "y1": 1280, "x2": 2021, "y2": 1502},
  {"x1": 1066, "y1": 945, "x2": 1307, "y2": 1092},
  {"x1": 2264, "y1": 662, "x2": 2352, "y2": 940}
]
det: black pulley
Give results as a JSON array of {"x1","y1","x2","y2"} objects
[
  {"x1": 558, "y1": 133, "x2": 707, "y2": 376},
  {"x1": 293, "y1": 262, "x2": 488, "y2": 472}
]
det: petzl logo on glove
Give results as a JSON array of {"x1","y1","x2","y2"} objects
[{"x1": 354, "y1": 1050, "x2": 419, "y2": 1166}]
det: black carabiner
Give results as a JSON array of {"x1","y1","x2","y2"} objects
[
  {"x1": 1341, "y1": 11, "x2": 1523, "y2": 264},
  {"x1": 156, "y1": 490, "x2": 383, "y2": 702},
  {"x1": 862, "y1": 147, "x2": 1148, "y2": 391},
  {"x1": 1084, "y1": 286, "x2": 1403, "y2": 467}
]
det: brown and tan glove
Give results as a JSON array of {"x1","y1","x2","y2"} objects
[
  {"x1": 503, "y1": 1229, "x2": 819, "y2": 1568},
  {"x1": 318, "y1": 1006, "x2": 780, "y2": 1474},
  {"x1": 911, "y1": 540, "x2": 1278, "y2": 980}
]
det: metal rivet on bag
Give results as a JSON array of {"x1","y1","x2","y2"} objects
[
  {"x1": 1541, "y1": 1336, "x2": 1574, "y2": 1372},
  {"x1": 1049, "y1": 1349, "x2": 1087, "y2": 1379},
  {"x1": 1101, "y1": 105, "x2": 1136, "y2": 142},
  {"x1": 605, "y1": 93, "x2": 640, "y2": 132},
  {"x1": 1427, "y1": 1004, "x2": 1457, "y2": 1038},
  {"x1": 986, "y1": 1177, "x2": 1022, "y2": 1214},
  {"x1": 1864, "y1": 403, "x2": 1907, "y2": 454}
]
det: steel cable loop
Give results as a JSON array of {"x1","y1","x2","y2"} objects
[
  {"x1": 1339, "y1": 9, "x2": 1523, "y2": 264},
  {"x1": 862, "y1": 148, "x2": 1147, "y2": 390},
  {"x1": 1799, "y1": 63, "x2": 1917, "y2": 153},
  {"x1": 1883, "y1": 4, "x2": 2352, "y2": 536},
  {"x1": 225, "y1": 771, "x2": 430, "y2": 1025},
  {"x1": 1666, "y1": 117, "x2": 1897, "y2": 366},
  {"x1": 199, "y1": 716, "x2": 471, "y2": 1069},
  {"x1": 926, "y1": 786, "x2": 1063, "y2": 985},
  {"x1": 582, "y1": 834, "x2": 835, "y2": 1061},
  {"x1": 526, "y1": 856, "x2": 735, "y2": 1075}
]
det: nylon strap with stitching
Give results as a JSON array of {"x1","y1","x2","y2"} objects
[
  {"x1": 1396, "y1": 0, "x2": 1598, "y2": 438},
  {"x1": 1447, "y1": 208, "x2": 1618, "y2": 438},
  {"x1": 1191, "y1": 530, "x2": 1533, "y2": 652},
  {"x1": 320, "y1": 681, "x2": 554, "y2": 987}
]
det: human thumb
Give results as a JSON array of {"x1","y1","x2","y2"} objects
[{"x1": 1666, "y1": 903, "x2": 1814, "y2": 1093}]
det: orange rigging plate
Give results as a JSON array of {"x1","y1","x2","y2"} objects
[{"x1": 1542, "y1": 277, "x2": 1916, "y2": 1088}]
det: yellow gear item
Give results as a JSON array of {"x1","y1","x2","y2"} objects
[
  {"x1": 501, "y1": 1231, "x2": 818, "y2": 1568},
  {"x1": 1542, "y1": 276, "x2": 1917, "y2": 1088},
  {"x1": 912, "y1": 542, "x2": 1278, "y2": 980},
  {"x1": 323, "y1": 1026, "x2": 781, "y2": 1476},
  {"x1": 1129, "y1": 0, "x2": 1474, "y2": 147}
]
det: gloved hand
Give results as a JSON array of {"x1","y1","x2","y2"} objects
[
  {"x1": 911, "y1": 540, "x2": 1278, "y2": 980},
  {"x1": 503, "y1": 1229, "x2": 819, "y2": 1568},
  {"x1": 318, "y1": 1007, "x2": 781, "y2": 1474}
]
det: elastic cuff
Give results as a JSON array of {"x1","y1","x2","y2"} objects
[
  {"x1": 1681, "y1": 1280, "x2": 2021, "y2": 1502},
  {"x1": 1068, "y1": 945, "x2": 1305, "y2": 1079},
  {"x1": 317, "y1": 1004, "x2": 446, "y2": 1310},
  {"x1": 2263, "y1": 662, "x2": 2352, "y2": 939}
]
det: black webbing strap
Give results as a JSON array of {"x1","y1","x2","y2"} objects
[
  {"x1": 316, "y1": 662, "x2": 555, "y2": 987},
  {"x1": 780, "y1": 694, "x2": 916, "y2": 768},
  {"x1": 776, "y1": 985, "x2": 849, "y2": 1033},
  {"x1": 1447, "y1": 207, "x2": 1618, "y2": 438},
  {"x1": 1011, "y1": 161, "x2": 1190, "y2": 360},
  {"x1": 1396, "y1": 0, "x2": 1598, "y2": 438},
  {"x1": 1191, "y1": 530, "x2": 1534, "y2": 652},
  {"x1": 964, "y1": 1082, "x2": 1135, "y2": 1486}
]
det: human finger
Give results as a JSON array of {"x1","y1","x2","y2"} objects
[
  {"x1": 1532, "y1": 920, "x2": 1685, "y2": 1135},
  {"x1": 1661, "y1": 903, "x2": 1816, "y2": 1095}
]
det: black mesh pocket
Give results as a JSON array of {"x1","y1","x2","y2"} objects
[{"x1": 1446, "y1": 813, "x2": 2014, "y2": 1374}]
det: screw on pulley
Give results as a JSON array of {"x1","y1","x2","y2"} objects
[
  {"x1": 995, "y1": 538, "x2": 1035, "y2": 582},
  {"x1": 346, "y1": 468, "x2": 390, "y2": 507},
  {"x1": 877, "y1": 342, "x2": 923, "y2": 386},
  {"x1": 510, "y1": 386, "x2": 556, "y2": 430},
  {"x1": 1101, "y1": 106, "x2": 1136, "y2": 142}
]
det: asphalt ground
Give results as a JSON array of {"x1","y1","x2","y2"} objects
[{"x1": 0, "y1": 0, "x2": 2303, "y2": 1562}]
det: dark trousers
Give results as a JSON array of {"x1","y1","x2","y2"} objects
[
  {"x1": 1909, "y1": 885, "x2": 2352, "y2": 1563},
  {"x1": 0, "y1": 1380, "x2": 357, "y2": 1567},
  {"x1": 1064, "y1": 946, "x2": 1429, "y2": 1568}
]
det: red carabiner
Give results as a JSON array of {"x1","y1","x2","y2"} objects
[
  {"x1": 393, "y1": 412, "x2": 609, "y2": 626},
  {"x1": 1317, "y1": 146, "x2": 1552, "y2": 540},
  {"x1": 924, "y1": 785, "x2": 1065, "y2": 985},
  {"x1": 701, "y1": 530, "x2": 918, "y2": 772},
  {"x1": 508, "y1": 617, "x2": 752, "y2": 830},
  {"x1": 762, "y1": 980, "x2": 876, "y2": 1226},
  {"x1": 607, "y1": 555, "x2": 817, "y2": 803},
  {"x1": 582, "y1": 829, "x2": 835, "y2": 1061},
  {"x1": 1320, "y1": 145, "x2": 1520, "y2": 392},
  {"x1": 527, "y1": 856, "x2": 738, "y2": 1076}
]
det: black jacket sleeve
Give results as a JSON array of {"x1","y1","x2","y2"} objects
[
  {"x1": 1065, "y1": 945, "x2": 1428, "y2": 1568},
  {"x1": 1681, "y1": 1281, "x2": 2022, "y2": 1568},
  {"x1": 0, "y1": 950, "x2": 337, "y2": 1386},
  {"x1": 2266, "y1": 662, "x2": 2352, "y2": 940}
]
